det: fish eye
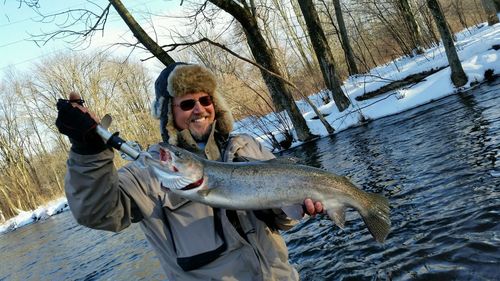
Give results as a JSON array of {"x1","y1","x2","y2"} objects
[{"x1": 174, "y1": 151, "x2": 181, "y2": 158}]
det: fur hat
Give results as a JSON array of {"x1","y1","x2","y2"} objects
[{"x1": 152, "y1": 63, "x2": 233, "y2": 145}]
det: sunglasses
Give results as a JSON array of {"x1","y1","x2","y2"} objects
[{"x1": 175, "y1": 96, "x2": 213, "y2": 111}]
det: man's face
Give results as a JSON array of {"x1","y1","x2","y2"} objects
[{"x1": 172, "y1": 92, "x2": 215, "y2": 141}]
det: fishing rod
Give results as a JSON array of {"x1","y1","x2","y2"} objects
[{"x1": 95, "y1": 114, "x2": 141, "y2": 160}]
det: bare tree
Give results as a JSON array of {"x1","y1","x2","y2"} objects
[
  {"x1": 25, "y1": 0, "x2": 175, "y2": 66},
  {"x1": 331, "y1": 0, "x2": 360, "y2": 75},
  {"x1": 297, "y1": 0, "x2": 350, "y2": 115},
  {"x1": 109, "y1": 0, "x2": 175, "y2": 66},
  {"x1": 31, "y1": 51, "x2": 157, "y2": 146},
  {"x1": 206, "y1": 0, "x2": 314, "y2": 141},
  {"x1": 397, "y1": 0, "x2": 425, "y2": 54},
  {"x1": 341, "y1": 3, "x2": 380, "y2": 71},
  {"x1": 271, "y1": 0, "x2": 318, "y2": 81},
  {"x1": 426, "y1": 0, "x2": 467, "y2": 87},
  {"x1": 23, "y1": 0, "x2": 318, "y2": 141},
  {"x1": 450, "y1": 0, "x2": 472, "y2": 32},
  {"x1": 0, "y1": 51, "x2": 158, "y2": 219},
  {"x1": 0, "y1": 78, "x2": 44, "y2": 216},
  {"x1": 418, "y1": 0, "x2": 440, "y2": 44}
]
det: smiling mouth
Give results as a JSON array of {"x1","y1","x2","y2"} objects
[
  {"x1": 192, "y1": 117, "x2": 207, "y2": 123},
  {"x1": 191, "y1": 115, "x2": 210, "y2": 123}
]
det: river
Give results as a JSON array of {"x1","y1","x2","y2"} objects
[{"x1": 1, "y1": 79, "x2": 499, "y2": 280}]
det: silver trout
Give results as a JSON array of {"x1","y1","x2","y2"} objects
[{"x1": 143, "y1": 143, "x2": 391, "y2": 243}]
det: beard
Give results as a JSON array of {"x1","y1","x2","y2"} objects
[{"x1": 190, "y1": 123, "x2": 213, "y2": 142}]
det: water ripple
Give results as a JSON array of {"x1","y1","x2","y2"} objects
[{"x1": 282, "y1": 80, "x2": 500, "y2": 281}]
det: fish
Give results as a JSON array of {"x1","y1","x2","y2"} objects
[{"x1": 142, "y1": 143, "x2": 391, "y2": 243}]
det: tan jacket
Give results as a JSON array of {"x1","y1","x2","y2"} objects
[{"x1": 64, "y1": 130, "x2": 299, "y2": 281}]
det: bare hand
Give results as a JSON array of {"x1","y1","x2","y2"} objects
[{"x1": 304, "y1": 198, "x2": 323, "y2": 216}]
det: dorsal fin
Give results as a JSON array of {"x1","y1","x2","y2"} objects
[
  {"x1": 261, "y1": 156, "x2": 303, "y2": 165},
  {"x1": 233, "y1": 155, "x2": 303, "y2": 165}
]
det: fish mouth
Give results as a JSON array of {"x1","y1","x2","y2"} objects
[
  {"x1": 158, "y1": 146, "x2": 205, "y2": 191},
  {"x1": 181, "y1": 178, "x2": 204, "y2": 190},
  {"x1": 159, "y1": 148, "x2": 179, "y2": 172},
  {"x1": 160, "y1": 177, "x2": 204, "y2": 191}
]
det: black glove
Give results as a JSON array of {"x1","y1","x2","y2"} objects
[{"x1": 55, "y1": 99, "x2": 107, "y2": 154}]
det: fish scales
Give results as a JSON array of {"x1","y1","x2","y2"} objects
[
  {"x1": 203, "y1": 161, "x2": 363, "y2": 210},
  {"x1": 144, "y1": 143, "x2": 391, "y2": 243}
]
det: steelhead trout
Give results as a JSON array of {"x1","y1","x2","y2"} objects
[{"x1": 142, "y1": 143, "x2": 391, "y2": 243}]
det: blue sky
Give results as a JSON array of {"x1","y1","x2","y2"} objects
[{"x1": 0, "y1": 0, "x2": 178, "y2": 75}]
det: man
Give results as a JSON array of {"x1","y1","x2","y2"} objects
[{"x1": 56, "y1": 62, "x2": 322, "y2": 280}]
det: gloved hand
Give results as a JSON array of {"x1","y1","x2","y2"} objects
[{"x1": 55, "y1": 93, "x2": 107, "y2": 154}]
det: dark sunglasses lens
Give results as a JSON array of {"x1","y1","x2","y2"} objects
[
  {"x1": 199, "y1": 96, "x2": 212, "y2": 106},
  {"x1": 179, "y1": 96, "x2": 212, "y2": 111},
  {"x1": 180, "y1": 100, "x2": 196, "y2": 111}
]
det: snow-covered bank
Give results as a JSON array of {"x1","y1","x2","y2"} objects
[
  {"x1": 0, "y1": 198, "x2": 69, "y2": 234},
  {"x1": 1, "y1": 22, "x2": 498, "y2": 235},
  {"x1": 236, "y1": 22, "x2": 499, "y2": 147}
]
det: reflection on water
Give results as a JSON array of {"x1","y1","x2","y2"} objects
[
  {"x1": 0, "y1": 212, "x2": 165, "y2": 280},
  {"x1": 1, "y1": 80, "x2": 499, "y2": 280},
  {"x1": 281, "y1": 79, "x2": 500, "y2": 281}
]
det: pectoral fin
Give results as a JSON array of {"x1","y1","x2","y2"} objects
[
  {"x1": 282, "y1": 205, "x2": 305, "y2": 220},
  {"x1": 326, "y1": 206, "x2": 346, "y2": 229}
]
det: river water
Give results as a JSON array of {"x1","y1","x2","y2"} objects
[{"x1": 1, "y1": 79, "x2": 499, "y2": 280}]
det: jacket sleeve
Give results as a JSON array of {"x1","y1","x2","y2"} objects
[
  {"x1": 223, "y1": 134, "x2": 298, "y2": 230},
  {"x1": 64, "y1": 148, "x2": 147, "y2": 232}
]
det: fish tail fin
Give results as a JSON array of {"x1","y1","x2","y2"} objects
[{"x1": 360, "y1": 193, "x2": 391, "y2": 243}]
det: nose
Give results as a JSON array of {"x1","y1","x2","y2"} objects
[{"x1": 191, "y1": 100, "x2": 205, "y2": 113}]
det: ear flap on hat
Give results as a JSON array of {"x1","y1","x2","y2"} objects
[
  {"x1": 211, "y1": 92, "x2": 233, "y2": 138},
  {"x1": 152, "y1": 62, "x2": 187, "y2": 143}
]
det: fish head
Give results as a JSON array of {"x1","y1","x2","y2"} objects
[{"x1": 152, "y1": 143, "x2": 207, "y2": 192}]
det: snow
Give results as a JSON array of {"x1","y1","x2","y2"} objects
[
  {"x1": 1, "y1": 22, "x2": 499, "y2": 235},
  {"x1": 0, "y1": 198, "x2": 69, "y2": 234}
]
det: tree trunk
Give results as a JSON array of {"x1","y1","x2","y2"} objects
[
  {"x1": 208, "y1": 0, "x2": 313, "y2": 141},
  {"x1": 109, "y1": 0, "x2": 175, "y2": 66},
  {"x1": 398, "y1": 0, "x2": 425, "y2": 54},
  {"x1": 273, "y1": 0, "x2": 316, "y2": 78},
  {"x1": 332, "y1": 0, "x2": 359, "y2": 75},
  {"x1": 427, "y1": 0, "x2": 468, "y2": 87},
  {"x1": 298, "y1": 0, "x2": 350, "y2": 112},
  {"x1": 481, "y1": 0, "x2": 500, "y2": 25}
]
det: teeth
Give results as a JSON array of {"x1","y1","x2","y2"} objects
[{"x1": 193, "y1": 117, "x2": 206, "y2": 123}]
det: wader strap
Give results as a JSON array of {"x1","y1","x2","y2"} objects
[
  {"x1": 161, "y1": 204, "x2": 227, "y2": 272},
  {"x1": 177, "y1": 208, "x2": 227, "y2": 271}
]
